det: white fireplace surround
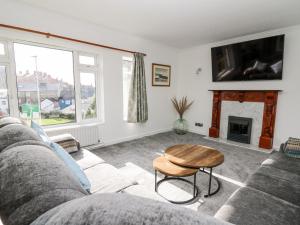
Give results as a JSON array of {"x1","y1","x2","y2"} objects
[{"x1": 219, "y1": 101, "x2": 264, "y2": 146}]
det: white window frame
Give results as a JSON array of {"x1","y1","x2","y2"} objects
[
  {"x1": 0, "y1": 37, "x2": 103, "y2": 127},
  {"x1": 0, "y1": 40, "x2": 9, "y2": 59},
  {"x1": 78, "y1": 52, "x2": 97, "y2": 67},
  {"x1": 0, "y1": 39, "x2": 18, "y2": 117},
  {"x1": 75, "y1": 52, "x2": 101, "y2": 123},
  {"x1": 0, "y1": 63, "x2": 11, "y2": 116}
]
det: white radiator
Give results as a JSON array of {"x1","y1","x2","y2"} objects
[{"x1": 45, "y1": 124, "x2": 100, "y2": 147}]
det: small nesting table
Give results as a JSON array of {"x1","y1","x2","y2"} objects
[
  {"x1": 153, "y1": 156, "x2": 199, "y2": 204},
  {"x1": 153, "y1": 144, "x2": 224, "y2": 204}
]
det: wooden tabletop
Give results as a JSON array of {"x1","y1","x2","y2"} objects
[
  {"x1": 165, "y1": 144, "x2": 224, "y2": 169},
  {"x1": 153, "y1": 156, "x2": 198, "y2": 177}
]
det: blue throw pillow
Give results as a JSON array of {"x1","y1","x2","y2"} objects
[
  {"x1": 31, "y1": 121, "x2": 51, "y2": 144},
  {"x1": 50, "y1": 142, "x2": 91, "y2": 192},
  {"x1": 31, "y1": 121, "x2": 91, "y2": 192}
]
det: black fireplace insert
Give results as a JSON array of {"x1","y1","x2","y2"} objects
[{"x1": 227, "y1": 116, "x2": 253, "y2": 144}]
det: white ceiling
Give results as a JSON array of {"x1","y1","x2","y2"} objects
[{"x1": 13, "y1": 0, "x2": 300, "y2": 48}]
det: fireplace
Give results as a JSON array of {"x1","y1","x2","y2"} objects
[
  {"x1": 209, "y1": 90, "x2": 281, "y2": 150},
  {"x1": 227, "y1": 116, "x2": 253, "y2": 144}
]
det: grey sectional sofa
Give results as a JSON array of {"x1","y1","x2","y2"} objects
[
  {"x1": 215, "y1": 151, "x2": 300, "y2": 225},
  {"x1": 0, "y1": 119, "x2": 230, "y2": 225},
  {"x1": 0, "y1": 117, "x2": 299, "y2": 225}
]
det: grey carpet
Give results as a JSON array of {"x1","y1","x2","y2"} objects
[{"x1": 92, "y1": 132, "x2": 269, "y2": 216}]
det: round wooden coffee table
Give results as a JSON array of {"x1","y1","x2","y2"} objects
[{"x1": 165, "y1": 144, "x2": 224, "y2": 197}]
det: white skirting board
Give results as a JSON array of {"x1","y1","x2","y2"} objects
[{"x1": 100, "y1": 128, "x2": 173, "y2": 147}]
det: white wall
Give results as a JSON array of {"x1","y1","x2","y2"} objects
[
  {"x1": 177, "y1": 25, "x2": 300, "y2": 148},
  {"x1": 0, "y1": 0, "x2": 178, "y2": 145}
]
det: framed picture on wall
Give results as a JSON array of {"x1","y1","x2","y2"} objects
[{"x1": 152, "y1": 63, "x2": 171, "y2": 86}]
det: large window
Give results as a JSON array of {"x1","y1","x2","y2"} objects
[
  {"x1": 0, "y1": 65, "x2": 9, "y2": 117},
  {"x1": 122, "y1": 56, "x2": 133, "y2": 121},
  {"x1": 0, "y1": 38, "x2": 101, "y2": 127},
  {"x1": 78, "y1": 53, "x2": 98, "y2": 121},
  {"x1": 14, "y1": 43, "x2": 76, "y2": 126}
]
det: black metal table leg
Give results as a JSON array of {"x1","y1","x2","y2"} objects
[
  {"x1": 207, "y1": 168, "x2": 212, "y2": 196},
  {"x1": 199, "y1": 167, "x2": 221, "y2": 197},
  {"x1": 154, "y1": 170, "x2": 157, "y2": 192},
  {"x1": 193, "y1": 173, "x2": 196, "y2": 197},
  {"x1": 154, "y1": 171, "x2": 199, "y2": 204}
]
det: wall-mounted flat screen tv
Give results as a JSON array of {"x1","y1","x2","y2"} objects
[{"x1": 211, "y1": 35, "x2": 284, "y2": 82}]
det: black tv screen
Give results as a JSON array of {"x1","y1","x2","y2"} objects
[{"x1": 211, "y1": 35, "x2": 284, "y2": 82}]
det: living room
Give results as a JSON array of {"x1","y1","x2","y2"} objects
[{"x1": 0, "y1": 1, "x2": 299, "y2": 225}]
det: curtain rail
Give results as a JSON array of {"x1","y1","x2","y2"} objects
[{"x1": 0, "y1": 23, "x2": 146, "y2": 56}]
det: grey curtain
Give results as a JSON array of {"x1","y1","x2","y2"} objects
[{"x1": 127, "y1": 53, "x2": 148, "y2": 123}]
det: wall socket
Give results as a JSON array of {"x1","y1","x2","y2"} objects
[{"x1": 195, "y1": 122, "x2": 203, "y2": 127}]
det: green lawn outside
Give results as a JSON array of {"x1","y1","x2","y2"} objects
[{"x1": 41, "y1": 118, "x2": 74, "y2": 126}]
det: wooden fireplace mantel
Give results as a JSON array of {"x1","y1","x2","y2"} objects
[{"x1": 209, "y1": 90, "x2": 281, "y2": 150}]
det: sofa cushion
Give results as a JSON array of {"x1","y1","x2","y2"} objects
[
  {"x1": 73, "y1": 149, "x2": 105, "y2": 170},
  {"x1": 0, "y1": 124, "x2": 41, "y2": 152},
  {"x1": 121, "y1": 184, "x2": 168, "y2": 203},
  {"x1": 246, "y1": 166, "x2": 300, "y2": 205},
  {"x1": 215, "y1": 187, "x2": 300, "y2": 225},
  {"x1": 0, "y1": 144, "x2": 87, "y2": 225},
  {"x1": 2, "y1": 140, "x2": 49, "y2": 152},
  {"x1": 30, "y1": 122, "x2": 91, "y2": 192},
  {"x1": 262, "y1": 152, "x2": 300, "y2": 174},
  {"x1": 0, "y1": 117, "x2": 22, "y2": 128},
  {"x1": 49, "y1": 142, "x2": 91, "y2": 192},
  {"x1": 31, "y1": 193, "x2": 232, "y2": 225},
  {"x1": 84, "y1": 163, "x2": 136, "y2": 193}
]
